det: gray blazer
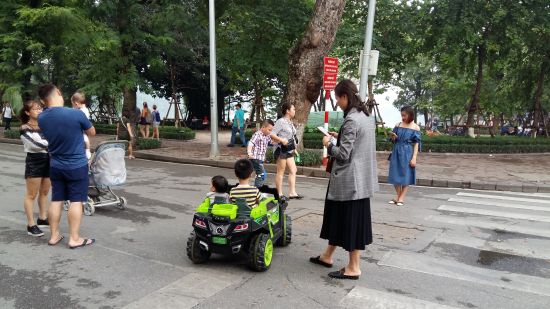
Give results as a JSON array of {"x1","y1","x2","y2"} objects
[{"x1": 327, "y1": 108, "x2": 379, "y2": 201}]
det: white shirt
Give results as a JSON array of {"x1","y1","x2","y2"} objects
[
  {"x1": 3, "y1": 106, "x2": 12, "y2": 118},
  {"x1": 81, "y1": 106, "x2": 90, "y2": 120}
]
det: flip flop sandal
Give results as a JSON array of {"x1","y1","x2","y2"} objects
[
  {"x1": 69, "y1": 238, "x2": 95, "y2": 249},
  {"x1": 289, "y1": 195, "x2": 304, "y2": 200},
  {"x1": 48, "y1": 235, "x2": 64, "y2": 246},
  {"x1": 396, "y1": 202, "x2": 404, "y2": 206},
  {"x1": 328, "y1": 268, "x2": 359, "y2": 280},
  {"x1": 309, "y1": 256, "x2": 333, "y2": 268},
  {"x1": 388, "y1": 199, "x2": 397, "y2": 204}
]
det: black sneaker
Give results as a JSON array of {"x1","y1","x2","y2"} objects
[
  {"x1": 27, "y1": 225, "x2": 44, "y2": 237},
  {"x1": 37, "y1": 218, "x2": 49, "y2": 228}
]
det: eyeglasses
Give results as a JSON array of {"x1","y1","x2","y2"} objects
[{"x1": 31, "y1": 107, "x2": 43, "y2": 111}]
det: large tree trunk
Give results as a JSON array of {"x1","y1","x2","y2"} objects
[
  {"x1": 122, "y1": 87, "x2": 137, "y2": 124},
  {"x1": 532, "y1": 50, "x2": 549, "y2": 138},
  {"x1": 283, "y1": 0, "x2": 346, "y2": 149},
  {"x1": 466, "y1": 36, "x2": 488, "y2": 130}
]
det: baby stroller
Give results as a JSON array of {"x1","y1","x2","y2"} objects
[{"x1": 64, "y1": 140, "x2": 129, "y2": 216}]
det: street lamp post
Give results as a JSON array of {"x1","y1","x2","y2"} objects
[
  {"x1": 358, "y1": 0, "x2": 376, "y2": 103},
  {"x1": 209, "y1": 0, "x2": 219, "y2": 158}
]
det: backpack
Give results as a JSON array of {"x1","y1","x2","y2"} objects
[{"x1": 154, "y1": 111, "x2": 161, "y2": 122}]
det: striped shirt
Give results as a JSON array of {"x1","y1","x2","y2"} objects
[
  {"x1": 249, "y1": 131, "x2": 271, "y2": 161},
  {"x1": 20, "y1": 125, "x2": 48, "y2": 154},
  {"x1": 230, "y1": 185, "x2": 260, "y2": 208}
]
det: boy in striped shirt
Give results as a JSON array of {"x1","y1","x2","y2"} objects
[
  {"x1": 230, "y1": 159, "x2": 261, "y2": 208},
  {"x1": 247, "y1": 119, "x2": 274, "y2": 188}
]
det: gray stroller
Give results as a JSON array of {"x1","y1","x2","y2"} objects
[{"x1": 64, "y1": 140, "x2": 128, "y2": 215}]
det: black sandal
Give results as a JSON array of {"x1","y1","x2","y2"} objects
[
  {"x1": 48, "y1": 235, "x2": 64, "y2": 246},
  {"x1": 289, "y1": 195, "x2": 304, "y2": 200},
  {"x1": 69, "y1": 238, "x2": 95, "y2": 249},
  {"x1": 309, "y1": 256, "x2": 333, "y2": 268},
  {"x1": 328, "y1": 268, "x2": 359, "y2": 280}
]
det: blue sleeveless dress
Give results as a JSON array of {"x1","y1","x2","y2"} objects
[{"x1": 388, "y1": 127, "x2": 421, "y2": 186}]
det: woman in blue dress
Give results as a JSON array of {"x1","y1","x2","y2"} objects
[{"x1": 388, "y1": 106, "x2": 421, "y2": 206}]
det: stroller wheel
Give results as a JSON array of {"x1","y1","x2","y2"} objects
[
  {"x1": 117, "y1": 197, "x2": 127, "y2": 210},
  {"x1": 83, "y1": 200, "x2": 95, "y2": 216}
]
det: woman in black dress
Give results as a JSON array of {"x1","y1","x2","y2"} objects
[
  {"x1": 19, "y1": 100, "x2": 51, "y2": 237},
  {"x1": 309, "y1": 80, "x2": 379, "y2": 279}
]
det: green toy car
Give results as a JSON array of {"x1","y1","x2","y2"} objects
[{"x1": 186, "y1": 186, "x2": 292, "y2": 271}]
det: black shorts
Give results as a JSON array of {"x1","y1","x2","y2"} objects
[
  {"x1": 25, "y1": 153, "x2": 50, "y2": 179},
  {"x1": 274, "y1": 148, "x2": 294, "y2": 160}
]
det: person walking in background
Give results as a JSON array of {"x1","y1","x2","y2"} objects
[
  {"x1": 38, "y1": 84, "x2": 96, "y2": 248},
  {"x1": 118, "y1": 114, "x2": 136, "y2": 159},
  {"x1": 310, "y1": 79, "x2": 378, "y2": 280},
  {"x1": 271, "y1": 103, "x2": 302, "y2": 199},
  {"x1": 388, "y1": 106, "x2": 421, "y2": 206},
  {"x1": 151, "y1": 104, "x2": 161, "y2": 140},
  {"x1": 3, "y1": 102, "x2": 13, "y2": 130},
  {"x1": 227, "y1": 103, "x2": 246, "y2": 147},
  {"x1": 139, "y1": 102, "x2": 151, "y2": 138},
  {"x1": 19, "y1": 100, "x2": 51, "y2": 237},
  {"x1": 247, "y1": 119, "x2": 274, "y2": 188}
]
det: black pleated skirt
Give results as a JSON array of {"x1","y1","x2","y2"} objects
[{"x1": 320, "y1": 197, "x2": 373, "y2": 252}]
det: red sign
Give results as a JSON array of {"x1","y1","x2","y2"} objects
[
  {"x1": 323, "y1": 57, "x2": 339, "y2": 90},
  {"x1": 324, "y1": 57, "x2": 339, "y2": 74}
]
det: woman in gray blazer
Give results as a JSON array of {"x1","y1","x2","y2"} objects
[{"x1": 309, "y1": 79, "x2": 378, "y2": 280}]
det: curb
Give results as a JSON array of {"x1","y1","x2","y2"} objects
[{"x1": 2, "y1": 137, "x2": 549, "y2": 193}]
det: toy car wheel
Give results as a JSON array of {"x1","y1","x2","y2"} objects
[
  {"x1": 186, "y1": 231, "x2": 210, "y2": 264},
  {"x1": 276, "y1": 214, "x2": 292, "y2": 247},
  {"x1": 116, "y1": 197, "x2": 127, "y2": 210},
  {"x1": 83, "y1": 199, "x2": 95, "y2": 216},
  {"x1": 63, "y1": 201, "x2": 69, "y2": 211},
  {"x1": 248, "y1": 233, "x2": 273, "y2": 272}
]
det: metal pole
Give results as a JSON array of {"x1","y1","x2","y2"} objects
[
  {"x1": 209, "y1": 0, "x2": 219, "y2": 158},
  {"x1": 358, "y1": 0, "x2": 376, "y2": 102}
]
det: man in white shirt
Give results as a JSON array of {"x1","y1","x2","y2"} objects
[{"x1": 3, "y1": 102, "x2": 13, "y2": 130}]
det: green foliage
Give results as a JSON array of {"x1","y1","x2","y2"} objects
[
  {"x1": 296, "y1": 150, "x2": 323, "y2": 167},
  {"x1": 3, "y1": 129, "x2": 19, "y2": 139},
  {"x1": 94, "y1": 123, "x2": 195, "y2": 140},
  {"x1": 137, "y1": 138, "x2": 161, "y2": 150}
]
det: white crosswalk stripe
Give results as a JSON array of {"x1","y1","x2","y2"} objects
[
  {"x1": 456, "y1": 192, "x2": 550, "y2": 205},
  {"x1": 374, "y1": 190, "x2": 550, "y2": 305},
  {"x1": 341, "y1": 286, "x2": 460, "y2": 309}
]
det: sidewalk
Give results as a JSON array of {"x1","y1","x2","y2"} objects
[{"x1": 2, "y1": 129, "x2": 549, "y2": 192}]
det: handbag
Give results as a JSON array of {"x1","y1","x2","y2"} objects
[{"x1": 281, "y1": 138, "x2": 296, "y2": 153}]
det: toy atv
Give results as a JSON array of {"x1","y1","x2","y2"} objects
[{"x1": 186, "y1": 186, "x2": 292, "y2": 271}]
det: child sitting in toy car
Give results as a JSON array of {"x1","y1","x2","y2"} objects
[
  {"x1": 230, "y1": 159, "x2": 261, "y2": 208},
  {"x1": 206, "y1": 175, "x2": 230, "y2": 204}
]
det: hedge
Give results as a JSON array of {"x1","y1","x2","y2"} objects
[
  {"x1": 263, "y1": 148, "x2": 322, "y2": 167},
  {"x1": 137, "y1": 138, "x2": 161, "y2": 150},
  {"x1": 94, "y1": 124, "x2": 195, "y2": 140},
  {"x1": 3, "y1": 130, "x2": 20, "y2": 139}
]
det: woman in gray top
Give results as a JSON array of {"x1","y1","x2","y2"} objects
[
  {"x1": 271, "y1": 103, "x2": 303, "y2": 199},
  {"x1": 309, "y1": 80, "x2": 378, "y2": 280}
]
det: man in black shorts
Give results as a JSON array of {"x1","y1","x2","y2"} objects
[{"x1": 38, "y1": 84, "x2": 96, "y2": 249}]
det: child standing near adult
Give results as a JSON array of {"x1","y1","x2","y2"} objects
[
  {"x1": 388, "y1": 106, "x2": 421, "y2": 206},
  {"x1": 71, "y1": 91, "x2": 92, "y2": 160},
  {"x1": 247, "y1": 119, "x2": 274, "y2": 188}
]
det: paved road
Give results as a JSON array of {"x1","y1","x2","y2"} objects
[{"x1": 1, "y1": 142, "x2": 549, "y2": 309}]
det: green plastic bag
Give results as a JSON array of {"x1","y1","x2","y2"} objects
[{"x1": 294, "y1": 152, "x2": 301, "y2": 164}]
